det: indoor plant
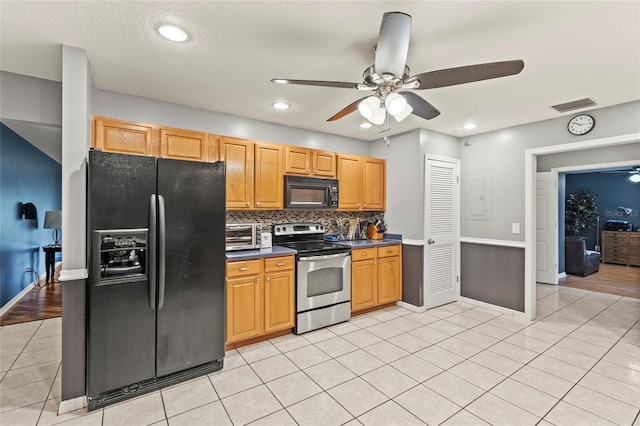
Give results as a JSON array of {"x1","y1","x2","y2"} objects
[{"x1": 565, "y1": 189, "x2": 598, "y2": 237}]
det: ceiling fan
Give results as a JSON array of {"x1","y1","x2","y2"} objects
[
  {"x1": 602, "y1": 166, "x2": 640, "y2": 182},
  {"x1": 272, "y1": 11, "x2": 525, "y2": 125}
]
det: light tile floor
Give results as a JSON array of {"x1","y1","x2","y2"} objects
[{"x1": 1, "y1": 284, "x2": 639, "y2": 426}]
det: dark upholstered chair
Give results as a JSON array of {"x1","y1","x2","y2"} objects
[{"x1": 565, "y1": 237, "x2": 601, "y2": 277}]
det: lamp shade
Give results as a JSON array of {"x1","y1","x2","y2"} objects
[
  {"x1": 384, "y1": 93, "x2": 408, "y2": 116},
  {"x1": 44, "y1": 210, "x2": 62, "y2": 229},
  {"x1": 358, "y1": 96, "x2": 381, "y2": 119}
]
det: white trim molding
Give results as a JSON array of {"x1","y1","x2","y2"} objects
[
  {"x1": 459, "y1": 237, "x2": 526, "y2": 249},
  {"x1": 396, "y1": 301, "x2": 427, "y2": 313},
  {"x1": 402, "y1": 239, "x2": 425, "y2": 246},
  {"x1": 0, "y1": 282, "x2": 36, "y2": 316},
  {"x1": 524, "y1": 132, "x2": 640, "y2": 321},
  {"x1": 58, "y1": 268, "x2": 88, "y2": 282},
  {"x1": 58, "y1": 396, "x2": 87, "y2": 415},
  {"x1": 457, "y1": 296, "x2": 530, "y2": 320}
]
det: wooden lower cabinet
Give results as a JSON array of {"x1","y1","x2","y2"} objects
[
  {"x1": 351, "y1": 245, "x2": 402, "y2": 313},
  {"x1": 226, "y1": 256, "x2": 294, "y2": 345},
  {"x1": 226, "y1": 275, "x2": 263, "y2": 342}
]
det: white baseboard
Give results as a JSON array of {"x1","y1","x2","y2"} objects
[
  {"x1": 0, "y1": 282, "x2": 36, "y2": 316},
  {"x1": 396, "y1": 301, "x2": 427, "y2": 313},
  {"x1": 58, "y1": 396, "x2": 87, "y2": 415},
  {"x1": 557, "y1": 272, "x2": 566, "y2": 281},
  {"x1": 457, "y1": 296, "x2": 530, "y2": 320}
]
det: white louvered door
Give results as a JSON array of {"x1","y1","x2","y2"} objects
[{"x1": 424, "y1": 156, "x2": 459, "y2": 309}]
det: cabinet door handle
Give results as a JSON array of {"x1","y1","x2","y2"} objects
[
  {"x1": 364, "y1": 204, "x2": 367, "y2": 208},
  {"x1": 256, "y1": 201, "x2": 260, "y2": 206},
  {"x1": 239, "y1": 267, "x2": 249, "y2": 271},
  {"x1": 276, "y1": 262, "x2": 285, "y2": 266},
  {"x1": 266, "y1": 277, "x2": 270, "y2": 281},
  {"x1": 379, "y1": 260, "x2": 382, "y2": 264},
  {"x1": 361, "y1": 253, "x2": 368, "y2": 257},
  {"x1": 246, "y1": 202, "x2": 249, "y2": 207},
  {"x1": 256, "y1": 278, "x2": 260, "y2": 283},
  {"x1": 387, "y1": 249, "x2": 393, "y2": 253}
]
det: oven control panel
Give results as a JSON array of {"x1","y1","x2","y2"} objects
[{"x1": 274, "y1": 223, "x2": 324, "y2": 236}]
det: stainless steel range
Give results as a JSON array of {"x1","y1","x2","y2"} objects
[{"x1": 273, "y1": 223, "x2": 351, "y2": 334}]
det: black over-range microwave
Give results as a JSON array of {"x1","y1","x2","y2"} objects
[{"x1": 284, "y1": 175, "x2": 338, "y2": 210}]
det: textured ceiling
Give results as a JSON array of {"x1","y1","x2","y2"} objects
[{"x1": 1, "y1": 1, "x2": 639, "y2": 141}]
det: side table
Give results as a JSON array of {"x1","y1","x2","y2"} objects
[{"x1": 43, "y1": 245, "x2": 62, "y2": 283}]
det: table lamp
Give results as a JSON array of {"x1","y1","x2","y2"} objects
[{"x1": 44, "y1": 210, "x2": 62, "y2": 246}]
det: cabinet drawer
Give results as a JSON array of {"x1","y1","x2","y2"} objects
[
  {"x1": 377, "y1": 245, "x2": 399, "y2": 258},
  {"x1": 227, "y1": 259, "x2": 261, "y2": 277},
  {"x1": 264, "y1": 256, "x2": 294, "y2": 272},
  {"x1": 352, "y1": 248, "x2": 377, "y2": 261}
]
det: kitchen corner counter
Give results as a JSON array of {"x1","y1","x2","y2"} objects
[
  {"x1": 226, "y1": 246, "x2": 297, "y2": 261},
  {"x1": 336, "y1": 238, "x2": 402, "y2": 248}
]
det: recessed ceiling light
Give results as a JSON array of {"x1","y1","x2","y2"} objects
[
  {"x1": 273, "y1": 102, "x2": 290, "y2": 110},
  {"x1": 359, "y1": 122, "x2": 373, "y2": 129},
  {"x1": 158, "y1": 25, "x2": 188, "y2": 42},
  {"x1": 463, "y1": 123, "x2": 478, "y2": 130}
]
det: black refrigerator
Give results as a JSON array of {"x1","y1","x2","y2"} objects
[{"x1": 87, "y1": 150, "x2": 226, "y2": 410}]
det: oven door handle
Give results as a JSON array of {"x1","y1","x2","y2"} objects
[{"x1": 298, "y1": 252, "x2": 350, "y2": 261}]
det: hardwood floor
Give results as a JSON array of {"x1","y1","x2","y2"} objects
[
  {"x1": 0, "y1": 282, "x2": 62, "y2": 325},
  {"x1": 559, "y1": 262, "x2": 640, "y2": 299}
]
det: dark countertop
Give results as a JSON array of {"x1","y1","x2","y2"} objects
[
  {"x1": 226, "y1": 246, "x2": 297, "y2": 261},
  {"x1": 335, "y1": 238, "x2": 403, "y2": 248}
]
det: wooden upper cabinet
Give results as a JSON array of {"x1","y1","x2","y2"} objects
[
  {"x1": 219, "y1": 136, "x2": 254, "y2": 210},
  {"x1": 160, "y1": 127, "x2": 208, "y2": 162},
  {"x1": 362, "y1": 157, "x2": 385, "y2": 211},
  {"x1": 285, "y1": 146, "x2": 311, "y2": 175},
  {"x1": 93, "y1": 116, "x2": 155, "y2": 156},
  {"x1": 286, "y1": 147, "x2": 336, "y2": 178},
  {"x1": 254, "y1": 142, "x2": 284, "y2": 209},
  {"x1": 313, "y1": 150, "x2": 337, "y2": 177},
  {"x1": 337, "y1": 154, "x2": 362, "y2": 210}
]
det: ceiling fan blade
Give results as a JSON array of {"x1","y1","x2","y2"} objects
[
  {"x1": 374, "y1": 12, "x2": 411, "y2": 78},
  {"x1": 409, "y1": 60, "x2": 525, "y2": 89},
  {"x1": 271, "y1": 78, "x2": 370, "y2": 90},
  {"x1": 400, "y1": 91, "x2": 440, "y2": 120},
  {"x1": 327, "y1": 97, "x2": 368, "y2": 121}
]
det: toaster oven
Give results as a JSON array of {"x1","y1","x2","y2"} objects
[{"x1": 225, "y1": 223, "x2": 262, "y2": 251}]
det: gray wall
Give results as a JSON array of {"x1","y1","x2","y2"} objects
[
  {"x1": 93, "y1": 90, "x2": 371, "y2": 157},
  {"x1": 0, "y1": 71, "x2": 62, "y2": 126},
  {"x1": 461, "y1": 243, "x2": 525, "y2": 312},
  {"x1": 460, "y1": 101, "x2": 640, "y2": 242},
  {"x1": 369, "y1": 128, "x2": 460, "y2": 240}
]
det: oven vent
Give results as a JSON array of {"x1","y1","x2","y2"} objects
[{"x1": 551, "y1": 98, "x2": 596, "y2": 113}]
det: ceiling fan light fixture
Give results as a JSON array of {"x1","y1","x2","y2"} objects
[
  {"x1": 385, "y1": 93, "x2": 407, "y2": 116},
  {"x1": 158, "y1": 24, "x2": 189, "y2": 42},
  {"x1": 368, "y1": 108, "x2": 386, "y2": 125},
  {"x1": 393, "y1": 104, "x2": 413, "y2": 122},
  {"x1": 358, "y1": 96, "x2": 380, "y2": 119},
  {"x1": 629, "y1": 174, "x2": 640, "y2": 183}
]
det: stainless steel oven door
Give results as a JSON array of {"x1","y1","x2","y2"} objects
[{"x1": 297, "y1": 252, "x2": 351, "y2": 312}]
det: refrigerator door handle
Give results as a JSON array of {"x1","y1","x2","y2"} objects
[
  {"x1": 158, "y1": 194, "x2": 167, "y2": 310},
  {"x1": 148, "y1": 194, "x2": 157, "y2": 310}
]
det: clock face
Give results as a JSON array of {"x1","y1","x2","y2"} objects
[{"x1": 568, "y1": 114, "x2": 595, "y2": 135}]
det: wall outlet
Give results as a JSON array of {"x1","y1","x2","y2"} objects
[{"x1": 512, "y1": 223, "x2": 520, "y2": 234}]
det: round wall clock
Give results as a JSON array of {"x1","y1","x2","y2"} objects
[{"x1": 567, "y1": 114, "x2": 595, "y2": 136}]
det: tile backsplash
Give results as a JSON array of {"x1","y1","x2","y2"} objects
[{"x1": 226, "y1": 210, "x2": 383, "y2": 238}]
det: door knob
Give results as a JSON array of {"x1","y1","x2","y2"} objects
[{"x1": 427, "y1": 239, "x2": 435, "y2": 245}]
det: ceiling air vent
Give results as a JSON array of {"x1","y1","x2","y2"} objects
[{"x1": 551, "y1": 98, "x2": 596, "y2": 113}]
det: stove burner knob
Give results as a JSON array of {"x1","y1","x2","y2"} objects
[
  {"x1": 276, "y1": 227, "x2": 281, "y2": 232},
  {"x1": 282, "y1": 226, "x2": 287, "y2": 232},
  {"x1": 320, "y1": 225, "x2": 324, "y2": 230}
]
